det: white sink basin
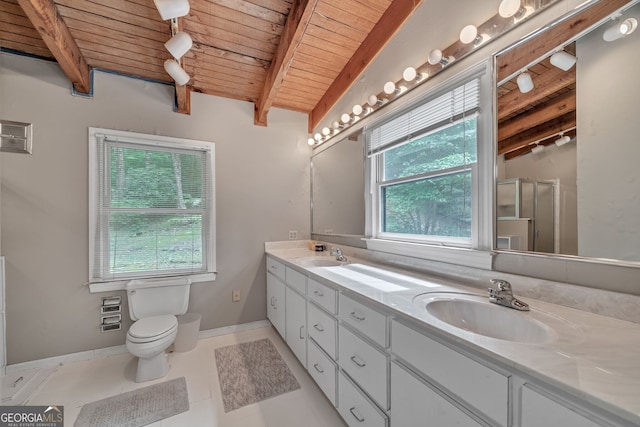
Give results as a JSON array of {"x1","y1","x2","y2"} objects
[
  {"x1": 415, "y1": 293, "x2": 555, "y2": 344},
  {"x1": 296, "y1": 257, "x2": 345, "y2": 267}
]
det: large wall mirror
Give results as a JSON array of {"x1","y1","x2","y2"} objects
[
  {"x1": 495, "y1": 0, "x2": 640, "y2": 264},
  {"x1": 311, "y1": 131, "x2": 365, "y2": 239}
]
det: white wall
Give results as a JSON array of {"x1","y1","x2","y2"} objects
[
  {"x1": 576, "y1": 3, "x2": 640, "y2": 261},
  {"x1": 0, "y1": 52, "x2": 310, "y2": 364}
]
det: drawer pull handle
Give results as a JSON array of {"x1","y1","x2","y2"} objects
[
  {"x1": 313, "y1": 289, "x2": 324, "y2": 297},
  {"x1": 270, "y1": 297, "x2": 276, "y2": 307},
  {"x1": 349, "y1": 407, "x2": 365, "y2": 423},
  {"x1": 13, "y1": 376, "x2": 24, "y2": 388},
  {"x1": 350, "y1": 311, "x2": 365, "y2": 321},
  {"x1": 350, "y1": 355, "x2": 366, "y2": 367},
  {"x1": 313, "y1": 323, "x2": 324, "y2": 332},
  {"x1": 313, "y1": 363, "x2": 324, "y2": 374},
  {"x1": 299, "y1": 325, "x2": 305, "y2": 339}
]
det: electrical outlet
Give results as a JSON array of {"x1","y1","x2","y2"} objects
[
  {"x1": 232, "y1": 289, "x2": 241, "y2": 302},
  {"x1": 288, "y1": 230, "x2": 298, "y2": 240}
]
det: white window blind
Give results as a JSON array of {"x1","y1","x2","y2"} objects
[
  {"x1": 366, "y1": 78, "x2": 480, "y2": 156},
  {"x1": 90, "y1": 130, "x2": 215, "y2": 282}
]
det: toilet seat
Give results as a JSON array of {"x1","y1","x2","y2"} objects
[{"x1": 127, "y1": 315, "x2": 177, "y2": 343}]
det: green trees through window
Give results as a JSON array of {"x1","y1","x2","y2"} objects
[{"x1": 381, "y1": 117, "x2": 477, "y2": 238}]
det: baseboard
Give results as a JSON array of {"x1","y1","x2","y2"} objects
[{"x1": 6, "y1": 320, "x2": 271, "y2": 374}]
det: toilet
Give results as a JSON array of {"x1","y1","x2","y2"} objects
[{"x1": 125, "y1": 277, "x2": 191, "y2": 382}]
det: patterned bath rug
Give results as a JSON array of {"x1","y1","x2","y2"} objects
[
  {"x1": 74, "y1": 376, "x2": 189, "y2": 427},
  {"x1": 215, "y1": 338, "x2": 301, "y2": 412}
]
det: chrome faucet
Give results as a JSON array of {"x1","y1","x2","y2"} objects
[
  {"x1": 488, "y1": 279, "x2": 529, "y2": 311},
  {"x1": 330, "y1": 247, "x2": 348, "y2": 262}
]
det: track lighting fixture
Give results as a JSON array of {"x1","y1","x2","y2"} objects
[
  {"x1": 164, "y1": 59, "x2": 190, "y2": 85},
  {"x1": 603, "y1": 17, "x2": 638, "y2": 42},
  {"x1": 516, "y1": 71, "x2": 534, "y2": 93},
  {"x1": 154, "y1": 0, "x2": 190, "y2": 20},
  {"x1": 165, "y1": 31, "x2": 192, "y2": 60},
  {"x1": 550, "y1": 50, "x2": 577, "y2": 71},
  {"x1": 530, "y1": 144, "x2": 545, "y2": 154}
]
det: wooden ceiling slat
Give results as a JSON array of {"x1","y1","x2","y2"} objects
[
  {"x1": 190, "y1": 35, "x2": 274, "y2": 62},
  {"x1": 189, "y1": 44, "x2": 270, "y2": 71},
  {"x1": 56, "y1": 5, "x2": 167, "y2": 41},
  {"x1": 305, "y1": 24, "x2": 361, "y2": 51},
  {"x1": 280, "y1": 73, "x2": 330, "y2": 91},
  {"x1": 73, "y1": 36, "x2": 167, "y2": 67},
  {"x1": 191, "y1": 75, "x2": 261, "y2": 97},
  {"x1": 84, "y1": 53, "x2": 168, "y2": 81},
  {"x1": 308, "y1": 12, "x2": 367, "y2": 42},
  {"x1": 316, "y1": 0, "x2": 380, "y2": 29},
  {"x1": 498, "y1": 111, "x2": 576, "y2": 155},
  {"x1": 208, "y1": 0, "x2": 287, "y2": 25},
  {"x1": 191, "y1": 85, "x2": 257, "y2": 103},
  {"x1": 0, "y1": 17, "x2": 42, "y2": 39},
  {"x1": 63, "y1": 17, "x2": 165, "y2": 51},
  {"x1": 190, "y1": 1, "x2": 283, "y2": 36},
  {"x1": 286, "y1": 66, "x2": 335, "y2": 86},
  {"x1": 0, "y1": 38, "x2": 53, "y2": 58},
  {"x1": 54, "y1": 0, "x2": 168, "y2": 33},
  {"x1": 187, "y1": 58, "x2": 267, "y2": 84},
  {"x1": 273, "y1": 99, "x2": 311, "y2": 113},
  {"x1": 298, "y1": 38, "x2": 352, "y2": 62},
  {"x1": 309, "y1": 0, "x2": 423, "y2": 131},
  {"x1": 187, "y1": 8, "x2": 280, "y2": 47},
  {"x1": 498, "y1": 90, "x2": 576, "y2": 141},
  {"x1": 244, "y1": 0, "x2": 293, "y2": 15}
]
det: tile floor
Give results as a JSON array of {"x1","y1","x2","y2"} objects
[{"x1": 26, "y1": 326, "x2": 347, "y2": 426}]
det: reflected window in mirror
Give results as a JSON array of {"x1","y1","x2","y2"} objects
[{"x1": 495, "y1": 0, "x2": 640, "y2": 262}]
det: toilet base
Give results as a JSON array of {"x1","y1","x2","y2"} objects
[{"x1": 135, "y1": 350, "x2": 170, "y2": 383}]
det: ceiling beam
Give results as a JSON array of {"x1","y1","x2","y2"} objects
[
  {"x1": 254, "y1": 0, "x2": 319, "y2": 126},
  {"x1": 498, "y1": 66, "x2": 575, "y2": 121},
  {"x1": 175, "y1": 17, "x2": 191, "y2": 115},
  {"x1": 308, "y1": 0, "x2": 423, "y2": 133},
  {"x1": 498, "y1": 90, "x2": 576, "y2": 141},
  {"x1": 18, "y1": 0, "x2": 91, "y2": 94},
  {"x1": 498, "y1": 111, "x2": 576, "y2": 155}
]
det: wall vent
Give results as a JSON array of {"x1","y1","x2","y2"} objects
[{"x1": 0, "y1": 120, "x2": 33, "y2": 154}]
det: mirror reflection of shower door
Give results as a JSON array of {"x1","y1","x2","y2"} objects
[{"x1": 534, "y1": 183, "x2": 555, "y2": 253}]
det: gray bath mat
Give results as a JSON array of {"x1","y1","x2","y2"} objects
[
  {"x1": 74, "y1": 377, "x2": 189, "y2": 427},
  {"x1": 215, "y1": 338, "x2": 300, "y2": 412}
]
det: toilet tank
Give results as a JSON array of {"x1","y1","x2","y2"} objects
[{"x1": 126, "y1": 277, "x2": 191, "y2": 321}]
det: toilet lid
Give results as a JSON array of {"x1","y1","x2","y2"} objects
[{"x1": 129, "y1": 315, "x2": 177, "y2": 339}]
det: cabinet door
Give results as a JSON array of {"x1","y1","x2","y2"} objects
[
  {"x1": 266, "y1": 272, "x2": 286, "y2": 338},
  {"x1": 520, "y1": 384, "x2": 605, "y2": 427},
  {"x1": 285, "y1": 287, "x2": 306, "y2": 368},
  {"x1": 391, "y1": 362, "x2": 482, "y2": 427}
]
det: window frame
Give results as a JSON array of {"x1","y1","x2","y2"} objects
[
  {"x1": 364, "y1": 61, "x2": 494, "y2": 267},
  {"x1": 88, "y1": 127, "x2": 216, "y2": 287}
]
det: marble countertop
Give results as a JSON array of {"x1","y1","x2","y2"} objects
[{"x1": 265, "y1": 245, "x2": 640, "y2": 425}]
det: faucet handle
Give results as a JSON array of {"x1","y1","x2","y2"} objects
[{"x1": 490, "y1": 279, "x2": 511, "y2": 292}]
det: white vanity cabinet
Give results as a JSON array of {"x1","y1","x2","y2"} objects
[
  {"x1": 266, "y1": 269, "x2": 286, "y2": 338},
  {"x1": 391, "y1": 362, "x2": 482, "y2": 427},
  {"x1": 391, "y1": 319, "x2": 509, "y2": 427},
  {"x1": 285, "y1": 287, "x2": 306, "y2": 367},
  {"x1": 338, "y1": 372, "x2": 388, "y2": 427}
]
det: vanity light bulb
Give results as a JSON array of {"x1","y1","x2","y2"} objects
[
  {"x1": 352, "y1": 104, "x2": 363, "y2": 116},
  {"x1": 322, "y1": 127, "x2": 331, "y2": 136},
  {"x1": 307, "y1": 137, "x2": 315, "y2": 146},
  {"x1": 459, "y1": 25, "x2": 478, "y2": 44},
  {"x1": 314, "y1": 133, "x2": 322, "y2": 141},
  {"x1": 367, "y1": 94, "x2": 379, "y2": 107},
  {"x1": 427, "y1": 49, "x2": 443, "y2": 65},
  {"x1": 331, "y1": 121, "x2": 340, "y2": 129},
  {"x1": 341, "y1": 113, "x2": 351, "y2": 124},
  {"x1": 498, "y1": 0, "x2": 522, "y2": 18},
  {"x1": 383, "y1": 81, "x2": 396, "y2": 95},
  {"x1": 402, "y1": 66, "x2": 417, "y2": 82}
]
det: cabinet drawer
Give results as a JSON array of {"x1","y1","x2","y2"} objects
[
  {"x1": 285, "y1": 266, "x2": 306, "y2": 295},
  {"x1": 308, "y1": 302, "x2": 337, "y2": 359},
  {"x1": 307, "y1": 339, "x2": 337, "y2": 405},
  {"x1": 338, "y1": 372, "x2": 388, "y2": 427},
  {"x1": 339, "y1": 325, "x2": 388, "y2": 410},
  {"x1": 266, "y1": 256, "x2": 285, "y2": 281},
  {"x1": 391, "y1": 320, "x2": 508, "y2": 427},
  {"x1": 520, "y1": 384, "x2": 603, "y2": 427},
  {"x1": 339, "y1": 294, "x2": 388, "y2": 348},
  {"x1": 308, "y1": 278, "x2": 337, "y2": 314},
  {"x1": 391, "y1": 362, "x2": 482, "y2": 427}
]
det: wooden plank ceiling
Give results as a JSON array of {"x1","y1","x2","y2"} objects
[{"x1": 0, "y1": 0, "x2": 421, "y2": 128}]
